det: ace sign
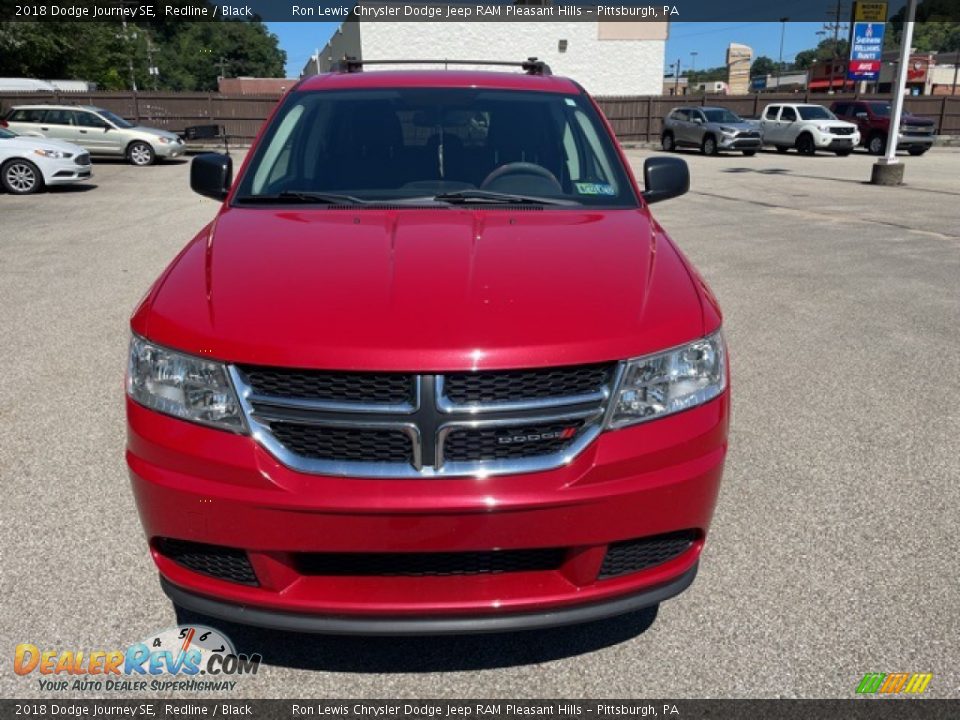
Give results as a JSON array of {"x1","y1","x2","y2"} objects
[{"x1": 848, "y1": 21, "x2": 886, "y2": 81}]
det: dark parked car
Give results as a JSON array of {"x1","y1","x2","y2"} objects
[{"x1": 830, "y1": 100, "x2": 936, "y2": 156}]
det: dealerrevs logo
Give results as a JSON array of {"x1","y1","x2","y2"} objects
[{"x1": 14, "y1": 625, "x2": 261, "y2": 693}]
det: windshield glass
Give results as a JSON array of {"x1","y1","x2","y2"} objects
[
  {"x1": 97, "y1": 109, "x2": 134, "y2": 128},
  {"x1": 234, "y1": 88, "x2": 637, "y2": 207},
  {"x1": 0, "y1": 128, "x2": 16, "y2": 139},
  {"x1": 798, "y1": 106, "x2": 836, "y2": 121},
  {"x1": 703, "y1": 109, "x2": 742, "y2": 123},
  {"x1": 867, "y1": 102, "x2": 891, "y2": 117}
]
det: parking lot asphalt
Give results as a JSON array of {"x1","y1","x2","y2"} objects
[{"x1": 1, "y1": 148, "x2": 958, "y2": 699}]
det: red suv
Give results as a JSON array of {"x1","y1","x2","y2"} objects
[
  {"x1": 830, "y1": 100, "x2": 936, "y2": 156},
  {"x1": 126, "y1": 60, "x2": 729, "y2": 634}
]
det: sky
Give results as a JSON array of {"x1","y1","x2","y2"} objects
[{"x1": 266, "y1": 22, "x2": 834, "y2": 79}]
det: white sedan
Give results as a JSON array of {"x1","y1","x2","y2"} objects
[{"x1": 0, "y1": 128, "x2": 92, "y2": 194}]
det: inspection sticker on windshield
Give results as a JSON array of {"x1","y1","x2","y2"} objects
[{"x1": 574, "y1": 182, "x2": 616, "y2": 196}]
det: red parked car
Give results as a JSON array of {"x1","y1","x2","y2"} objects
[
  {"x1": 830, "y1": 99, "x2": 936, "y2": 156},
  {"x1": 126, "y1": 59, "x2": 730, "y2": 634}
]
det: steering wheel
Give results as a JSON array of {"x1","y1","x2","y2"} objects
[{"x1": 480, "y1": 162, "x2": 562, "y2": 193}]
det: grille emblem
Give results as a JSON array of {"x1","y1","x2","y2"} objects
[{"x1": 497, "y1": 427, "x2": 577, "y2": 445}]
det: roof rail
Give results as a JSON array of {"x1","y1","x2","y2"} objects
[{"x1": 332, "y1": 57, "x2": 553, "y2": 76}]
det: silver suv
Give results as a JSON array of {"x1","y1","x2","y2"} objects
[
  {"x1": 3, "y1": 105, "x2": 184, "y2": 166},
  {"x1": 662, "y1": 107, "x2": 761, "y2": 156}
]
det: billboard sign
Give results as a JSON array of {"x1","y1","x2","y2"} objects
[{"x1": 848, "y1": 21, "x2": 886, "y2": 81}]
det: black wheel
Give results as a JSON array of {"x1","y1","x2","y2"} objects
[
  {"x1": 908, "y1": 147, "x2": 929, "y2": 156},
  {"x1": 742, "y1": 149, "x2": 757, "y2": 157},
  {"x1": 796, "y1": 134, "x2": 817, "y2": 156},
  {"x1": 775, "y1": 145, "x2": 789, "y2": 154},
  {"x1": 834, "y1": 149, "x2": 853, "y2": 157},
  {"x1": 701, "y1": 135, "x2": 718, "y2": 156},
  {"x1": 1, "y1": 158, "x2": 43, "y2": 194},
  {"x1": 661, "y1": 132, "x2": 676, "y2": 152},
  {"x1": 868, "y1": 133, "x2": 886, "y2": 156},
  {"x1": 127, "y1": 141, "x2": 155, "y2": 166}
]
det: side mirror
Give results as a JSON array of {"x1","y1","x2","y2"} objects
[
  {"x1": 855, "y1": 112, "x2": 868, "y2": 119},
  {"x1": 692, "y1": 117, "x2": 704, "y2": 124},
  {"x1": 642, "y1": 156, "x2": 689, "y2": 205},
  {"x1": 191, "y1": 153, "x2": 232, "y2": 201}
]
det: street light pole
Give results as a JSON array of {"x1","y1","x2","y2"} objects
[
  {"x1": 690, "y1": 51, "x2": 698, "y2": 84},
  {"x1": 871, "y1": 0, "x2": 917, "y2": 184},
  {"x1": 777, "y1": 17, "x2": 788, "y2": 90}
]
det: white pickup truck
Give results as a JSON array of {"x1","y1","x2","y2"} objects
[{"x1": 759, "y1": 103, "x2": 861, "y2": 156}]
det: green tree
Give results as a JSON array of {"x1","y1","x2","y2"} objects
[
  {"x1": 751, "y1": 56, "x2": 778, "y2": 77},
  {"x1": 0, "y1": 20, "x2": 285, "y2": 91}
]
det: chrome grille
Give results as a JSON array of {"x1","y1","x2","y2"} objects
[
  {"x1": 831, "y1": 127, "x2": 855, "y2": 136},
  {"x1": 231, "y1": 364, "x2": 619, "y2": 478}
]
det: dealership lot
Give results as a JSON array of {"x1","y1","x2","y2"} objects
[{"x1": 1, "y1": 147, "x2": 957, "y2": 698}]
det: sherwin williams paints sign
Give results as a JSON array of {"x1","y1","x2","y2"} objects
[{"x1": 848, "y1": 21, "x2": 887, "y2": 81}]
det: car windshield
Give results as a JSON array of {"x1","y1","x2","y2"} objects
[
  {"x1": 798, "y1": 106, "x2": 836, "y2": 121},
  {"x1": 0, "y1": 128, "x2": 16, "y2": 139},
  {"x1": 867, "y1": 102, "x2": 892, "y2": 117},
  {"x1": 703, "y1": 109, "x2": 742, "y2": 123},
  {"x1": 97, "y1": 109, "x2": 134, "y2": 129},
  {"x1": 234, "y1": 87, "x2": 637, "y2": 207}
]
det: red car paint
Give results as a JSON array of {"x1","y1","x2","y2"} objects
[{"x1": 127, "y1": 69, "x2": 729, "y2": 634}]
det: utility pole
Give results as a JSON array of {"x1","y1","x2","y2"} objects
[
  {"x1": 121, "y1": 21, "x2": 138, "y2": 93},
  {"x1": 674, "y1": 58, "x2": 682, "y2": 95},
  {"x1": 217, "y1": 56, "x2": 229, "y2": 80},
  {"x1": 824, "y1": 1, "x2": 848, "y2": 94},
  {"x1": 690, "y1": 51, "x2": 698, "y2": 85},
  {"x1": 777, "y1": 17, "x2": 789, "y2": 90},
  {"x1": 146, "y1": 36, "x2": 159, "y2": 91}
]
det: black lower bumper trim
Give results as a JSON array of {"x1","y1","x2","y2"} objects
[{"x1": 160, "y1": 563, "x2": 698, "y2": 636}]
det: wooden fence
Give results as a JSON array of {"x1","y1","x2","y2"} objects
[{"x1": 1, "y1": 90, "x2": 958, "y2": 143}]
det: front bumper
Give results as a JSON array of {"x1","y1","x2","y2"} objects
[
  {"x1": 817, "y1": 133, "x2": 860, "y2": 148},
  {"x1": 127, "y1": 392, "x2": 728, "y2": 632},
  {"x1": 155, "y1": 142, "x2": 185, "y2": 158},
  {"x1": 897, "y1": 133, "x2": 936, "y2": 148},
  {"x1": 719, "y1": 136, "x2": 761, "y2": 150}
]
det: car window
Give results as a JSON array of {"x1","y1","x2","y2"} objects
[
  {"x1": 867, "y1": 102, "x2": 891, "y2": 117},
  {"x1": 237, "y1": 88, "x2": 637, "y2": 207},
  {"x1": 765, "y1": 106, "x2": 780, "y2": 120},
  {"x1": 832, "y1": 103, "x2": 849, "y2": 116},
  {"x1": 797, "y1": 106, "x2": 835, "y2": 121},
  {"x1": 690, "y1": 110, "x2": 705, "y2": 123},
  {"x1": 95, "y1": 109, "x2": 134, "y2": 129},
  {"x1": 0, "y1": 128, "x2": 17, "y2": 139},
  {"x1": 43, "y1": 109, "x2": 75, "y2": 125},
  {"x1": 780, "y1": 107, "x2": 798, "y2": 122},
  {"x1": 703, "y1": 109, "x2": 742, "y2": 123},
  {"x1": 9, "y1": 108, "x2": 46, "y2": 123},
  {"x1": 672, "y1": 109, "x2": 689, "y2": 121},
  {"x1": 75, "y1": 111, "x2": 108, "y2": 128}
]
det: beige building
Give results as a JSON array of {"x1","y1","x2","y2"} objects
[{"x1": 302, "y1": 18, "x2": 669, "y2": 96}]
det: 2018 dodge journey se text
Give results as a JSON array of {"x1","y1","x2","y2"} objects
[{"x1": 126, "y1": 59, "x2": 730, "y2": 635}]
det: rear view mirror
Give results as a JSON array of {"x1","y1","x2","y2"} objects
[
  {"x1": 642, "y1": 157, "x2": 689, "y2": 205},
  {"x1": 190, "y1": 153, "x2": 232, "y2": 201}
]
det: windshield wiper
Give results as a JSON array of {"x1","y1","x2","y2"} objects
[
  {"x1": 433, "y1": 190, "x2": 574, "y2": 206},
  {"x1": 235, "y1": 191, "x2": 368, "y2": 205}
]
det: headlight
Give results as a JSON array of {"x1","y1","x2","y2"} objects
[
  {"x1": 127, "y1": 335, "x2": 246, "y2": 432},
  {"x1": 605, "y1": 331, "x2": 726, "y2": 430},
  {"x1": 817, "y1": 125, "x2": 832, "y2": 133},
  {"x1": 720, "y1": 127, "x2": 736, "y2": 135},
  {"x1": 157, "y1": 137, "x2": 171, "y2": 144},
  {"x1": 34, "y1": 149, "x2": 66, "y2": 159}
]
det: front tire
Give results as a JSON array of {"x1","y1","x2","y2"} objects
[
  {"x1": 868, "y1": 133, "x2": 886, "y2": 156},
  {"x1": 127, "y1": 141, "x2": 156, "y2": 166},
  {"x1": 701, "y1": 135, "x2": 718, "y2": 156},
  {"x1": 742, "y1": 149, "x2": 757, "y2": 157},
  {"x1": 1, "y1": 159, "x2": 43, "y2": 194},
  {"x1": 834, "y1": 149, "x2": 853, "y2": 157},
  {"x1": 796, "y1": 134, "x2": 817, "y2": 156},
  {"x1": 908, "y1": 147, "x2": 929, "y2": 156},
  {"x1": 661, "y1": 132, "x2": 676, "y2": 152},
  {"x1": 775, "y1": 145, "x2": 789, "y2": 154}
]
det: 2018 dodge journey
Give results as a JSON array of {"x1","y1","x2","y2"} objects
[{"x1": 126, "y1": 59, "x2": 730, "y2": 635}]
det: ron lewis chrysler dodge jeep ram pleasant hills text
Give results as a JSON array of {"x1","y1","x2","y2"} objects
[{"x1": 126, "y1": 59, "x2": 730, "y2": 635}]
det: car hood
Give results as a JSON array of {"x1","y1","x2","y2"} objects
[
  {"x1": 132, "y1": 125, "x2": 180, "y2": 141},
  {"x1": 3, "y1": 135, "x2": 86, "y2": 155},
  {"x1": 135, "y1": 208, "x2": 708, "y2": 372},
  {"x1": 902, "y1": 113, "x2": 935, "y2": 127},
  {"x1": 817, "y1": 119, "x2": 858, "y2": 129}
]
